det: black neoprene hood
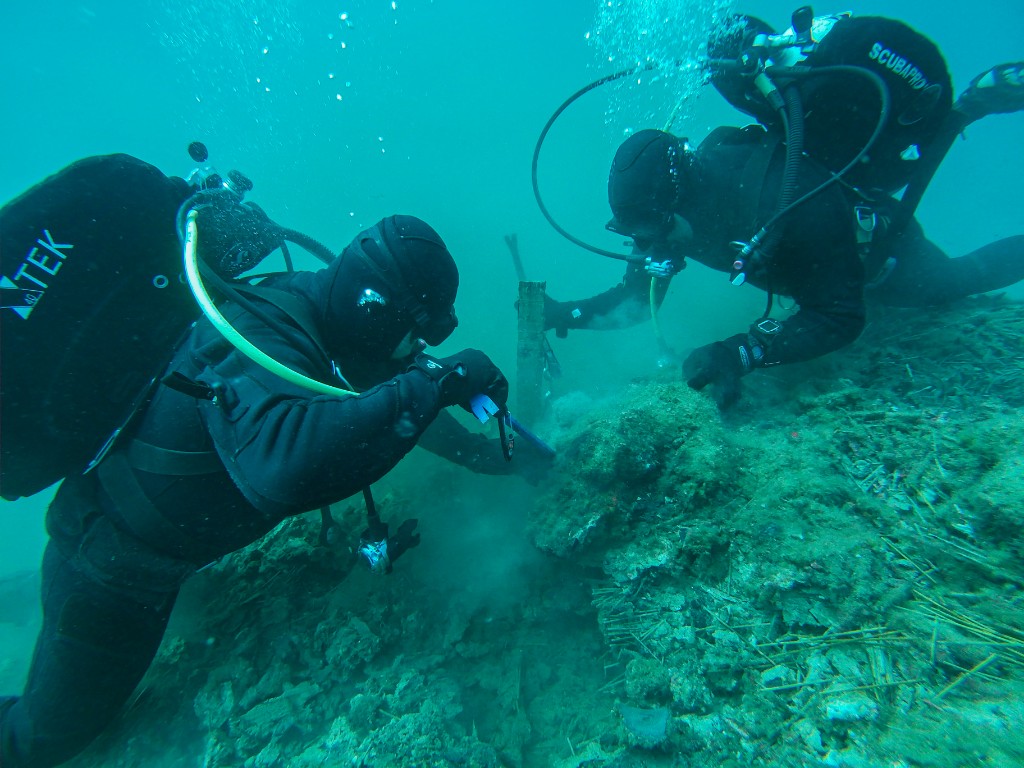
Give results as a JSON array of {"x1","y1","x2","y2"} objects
[
  {"x1": 373, "y1": 215, "x2": 459, "y2": 345},
  {"x1": 607, "y1": 129, "x2": 691, "y2": 238},
  {"x1": 318, "y1": 215, "x2": 459, "y2": 360}
]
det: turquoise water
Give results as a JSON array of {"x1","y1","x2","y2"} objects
[{"x1": 2, "y1": 1, "x2": 1023, "y2": 765}]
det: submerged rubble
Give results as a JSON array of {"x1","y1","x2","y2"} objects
[{"x1": 65, "y1": 297, "x2": 1024, "y2": 768}]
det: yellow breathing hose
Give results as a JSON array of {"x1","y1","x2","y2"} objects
[
  {"x1": 649, "y1": 277, "x2": 668, "y2": 352},
  {"x1": 646, "y1": 110, "x2": 686, "y2": 354},
  {"x1": 183, "y1": 208, "x2": 356, "y2": 398}
]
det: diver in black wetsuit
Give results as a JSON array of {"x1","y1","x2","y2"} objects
[
  {"x1": 542, "y1": 13, "x2": 1024, "y2": 409},
  {"x1": 0, "y1": 158, "x2": 518, "y2": 767}
]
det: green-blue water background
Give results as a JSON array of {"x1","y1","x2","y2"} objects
[{"x1": 2, "y1": 0, "x2": 1021, "y2": 688}]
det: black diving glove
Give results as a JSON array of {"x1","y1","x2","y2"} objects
[
  {"x1": 514, "y1": 292, "x2": 575, "y2": 338},
  {"x1": 357, "y1": 518, "x2": 420, "y2": 574},
  {"x1": 955, "y1": 62, "x2": 1024, "y2": 124},
  {"x1": 683, "y1": 334, "x2": 756, "y2": 411},
  {"x1": 409, "y1": 350, "x2": 509, "y2": 412},
  {"x1": 543, "y1": 295, "x2": 578, "y2": 338}
]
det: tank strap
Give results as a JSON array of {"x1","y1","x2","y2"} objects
[
  {"x1": 232, "y1": 283, "x2": 332, "y2": 365},
  {"x1": 126, "y1": 439, "x2": 221, "y2": 476},
  {"x1": 96, "y1": 450, "x2": 217, "y2": 565},
  {"x1": 699, "y1": 126, "x2": 782, "y2": 238},
  {"x1": 738, "y1": 131, "x2": 783, "y2": 233}
]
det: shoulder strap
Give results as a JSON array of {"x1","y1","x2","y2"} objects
[
  {"x1": 700, "y1": 125, "x2": 749, "y2": 150},
  {"x1": 126, "y1": 439, "x2": 221, "y2": 476},
  {"x1": 737, "y1": 129, "x2": 783, "y2": 234},
  {"x1": 699, "y1": 126, "x2": 783, "y2": 235},
  {"x1": 231, "y1": 282, "x2": 333, "y2": 365},
  {"x1": 97, "y1": 450, "x2": 219, "y2": 565}
]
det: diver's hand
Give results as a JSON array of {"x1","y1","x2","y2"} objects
[
  {"x1": 410, "y1": 350, "x2": 509, "y2": 412},
  {"x1": 515, "y1": 292, "x2": 573, "y2": 337},
  {"x1": 955, "y1": 62, "x2": 1024, "y2": 124},
  {"x1": 682, "y1": 334, "x2": 755, "y2": 410},
  {"x1": 543, "y1": 294, "x2": 577, "y2": 338}
]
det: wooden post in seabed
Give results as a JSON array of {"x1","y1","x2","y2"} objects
[{"x1": 516, "y1": 280, "x2": 547, "y2": 425}]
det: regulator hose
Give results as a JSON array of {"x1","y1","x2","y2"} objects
[
  {"x1": 183, "y1": 209, "x2": 356, "y2": 398},
  {"x1": 532, "y1": 61, "x2": 890, "y2": 265},
  {"x1": 531, "y1": 65, "x2": 659, "y2": 264},
  {"x1": 753, "y1": 80, "x2": 806, "y2": 317},
  {"x1": 280, "y1": 227, "x2": 337, "y2": 266},
  {"x1": 755, "y1": 63, "x2": 891, "y2": 232}
]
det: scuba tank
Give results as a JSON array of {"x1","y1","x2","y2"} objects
[
  {"x1": 1, "y1": 154, "x2": 198, "y2": 500},
  {"x1": 0, "y1": 144, "x2": 334, "y2": 500},
  {"x1": 709, "y1": 9, "x2": 953, "y2": 196}
]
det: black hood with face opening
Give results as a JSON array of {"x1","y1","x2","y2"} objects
[
  {"x1": 306, "y1": 215, "x2": 459, "y2": 369},
  {"x1": 607, "y1": 130, "x2": 697, "y2": 238}
]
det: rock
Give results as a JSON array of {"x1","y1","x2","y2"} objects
[
  {"x1": 760, "y1": 665, "x2": 796, "y2": 688},
  {"x1": 792, "y1": 719, "x2": 827, "y2": 755},
  {"x1": 618, "y1": 704, "x2": 672, "y2": 749},
  {"x1": 824, "y1": 691, "x2": 879, "y2": 723},
  {"x1": 669, "y1": 664, "x2": 713, "y2": 713}
]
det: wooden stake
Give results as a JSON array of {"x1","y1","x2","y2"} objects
[{"x1": 516, "y1": 280, "x2": 547, "y2": 425}]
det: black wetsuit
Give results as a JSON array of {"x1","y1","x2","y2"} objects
[
  {"x1": 552, "y1": 126, "x2": 1024, "y2": 365},
  {"x1": 0, "y1": 275, "x2": 510, "y2": 768}
]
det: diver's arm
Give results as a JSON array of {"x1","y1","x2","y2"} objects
[
  {"x1": 748, "y1": 294, "x2": 865, "y2": 367},
  {"x1": 683, "y1": 246, "x2": 864, "y2": 411},
  {"x1": 417, "y1": 410, "x2": 513, "y2": 475},
  {"x1": 545, "y1": 263, "x2": 671, "y2": 336},
  {"x1": 191, "y1": 319, "x2": 447, "y2": 518},
  {"x1": 750, "y1": 222, "x2": 866, "y2": 367},
  {"x1": 418, "y1": 410, "x2": 554, "y2": 483}
]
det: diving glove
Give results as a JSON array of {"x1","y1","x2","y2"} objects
[
  {"x1": 683, "y1": 333, "x2": 757, "y2": 411},
  {"x1": 955, "y1": 62, "x2": 1024, "y2": 124},
  {"x1": 513, "y1": 292, "x2": 576, "y2": 338},
  {"x1": 409, "y1": 350, "x2": 509, "y2": 412}
]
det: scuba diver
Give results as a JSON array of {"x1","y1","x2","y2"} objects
[
  {"x1": 0, "y1": 151, "x2": 527, "y2": 768},
  {"x1": 538, "y1": 11, "x2": 1024, "y2": 409}
]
